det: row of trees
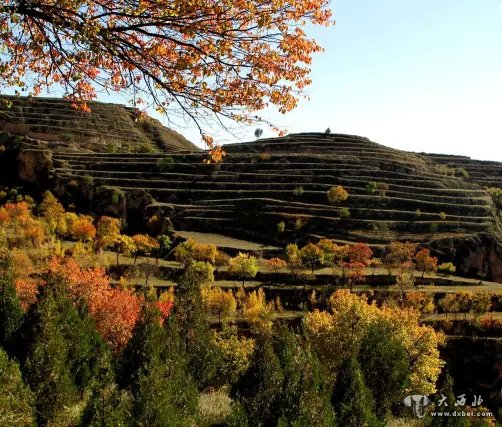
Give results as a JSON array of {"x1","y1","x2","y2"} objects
[
  {"x1": 267, "y1": 240, "x2": 446, "y2": 283},
  {"x1": 0, "y1": 192, "x2": 174, "y2": 267}
]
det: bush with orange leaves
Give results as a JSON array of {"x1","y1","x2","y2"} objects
[
  {"x1": 266, "y1": 257, "x2": 287, "y2": 273},
  {"x1": 70, "y1": 215, "x2": 97, "y2": 243},
  {"x1": 45, "y1": 257, "x2": 172, "y2": 352}
]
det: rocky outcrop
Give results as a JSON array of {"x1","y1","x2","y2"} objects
[
  {"x1": 431, "y1": 233, "x2": 502, "y2": 282},
  {"x1": 17, "y1": 148, "x2": 52, "y2": 185}
]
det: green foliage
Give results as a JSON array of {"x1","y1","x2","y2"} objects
[
  {"x1": 153, "y1": 234, "x2": 172, "y2": 260},
  {"x1": 456, "y1": 168, "x2": 469, "y2": 178},
  {"x1": 430, "y1": 222, "x2": 438, "y2": 233},
  {"x1": 325, "y1": 127, "x2": 331, "y2": 134},
  {"x1": 486, "y1": 187, "x2": 502, "y2": 212},
  {"x1": 233, "y1": 327, "x2": 335, "y2": 427},
  {"x1": 277, "y1": 221, "x2": 286, "y2": 233},
  {"x1": 438, "y1": 262, "x2": 456, "y2": 274},
  {"x1": 439, "y1": 211, "x2": 447, "y2": 220},
  {"x1": 425, "y1": 374, "x2": 469, "y2": 427},
  {"x1": 120, "y1": 304, "x2": 198, "y2": 426},
  {"x1": 22, "y1": 283, "x2": 79, "y2": 425},
  {"x1": 232, "y1": 332, "x2": 284, "y2": 425},
  {"x1": 294, "y1": 218, "x2": 303, "y2": 230},
  {"x1": 366, "y1": 181, "x2": 377, "y2": 194},
  {"x1": 156, "y1": 156, "x2": 175, "y2": 171},
  {"x1": 415, "y1": 208, "x2": 422, "y2": 218},
  {"x1": 339, "y1": 207, "x2": 350, "y2": 219},
  {"x1": 359, "y1": 322, "x2": 409, "y2": 421},
  {"x1": 332, "y1": 358, "x2": 378, "y2": 427},
  {"x1": 293, "y1": 186, "x2": 304, "y2": 197},
  {"x1": 273, "y1": 327, "x2": 335, "y2": 426},
  {"x1": 79, "y1": 383, "x2": 132, "y2": 427},
  {"x1": 176, "y1": 263, "x2": 219, "y2": 389},
  {"x1": 254, "y1": 128, "x2": 263, "y2": 139},
  {"x1": 0, "y1": 278, "x2": 24, "y2": 353},
  {"x1": 0, "y1": 347, "x2": 35, "y2": 426}
]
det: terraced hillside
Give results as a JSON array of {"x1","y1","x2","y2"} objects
[
  {"x1": 25, "y1": 132, "x2": 500, "y2": 281},
  {"x1": 0, "y1": 94, "x2": 197, "y2": 152},
  {"x1": 424, "y1": 153, "x2": 502, "y2": 190}
]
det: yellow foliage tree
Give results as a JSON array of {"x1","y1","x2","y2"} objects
[
  {"x1": 304, "y1": 289, "x2": 444, "y2": 394},
  {"x1": 241, "y1": 288, "x2": 275, "y2": 330},
  {"x1": 201, "y1": 286, "x2": 237, "y2": 324}
]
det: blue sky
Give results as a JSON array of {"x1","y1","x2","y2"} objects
[
  {"x1": 229, "y1": 0, "x2": 502, "y2": 161},
  {"x1": 179, "y1": 0, "x2": 502, "y2": 160}
]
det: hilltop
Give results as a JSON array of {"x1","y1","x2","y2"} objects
[
  {"x1": 1, "y1": 97, "x2": 502, "y2": 280},
  {"x1": 0, "y1": 94, "x2": 198, "y2": 152}
]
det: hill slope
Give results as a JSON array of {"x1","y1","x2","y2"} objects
[
  {"x1": 0, "y1": 94, "x2": 198, "y2": 152},
  {"x1": 1, "y1": 99, "x2": 502, "y2": 281}
]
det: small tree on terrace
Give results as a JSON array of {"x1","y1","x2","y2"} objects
[
  {"x1": 300, "y1": 243, "x2": 324, "y2": 274},
  {"x1": 255, "y1": 128, "x2": 264, "y2": 139},
  {"x1": 414, "y1": 248, "x2": 438, "y2": 278},
  {"x1": 383, "y1": 241, "x2": 417, "y2": 275},
  {"x1": 327, "y1": 186, "x2": 349, "y2": 205},
  {"x1": 152, "y1": 234, "x2": 172, "y2": 265},
  {"x1": 266, "y1": 257, "x2": 287, "y2": 273},
  {"x1": 201, "y1": 287, "x2": 237, "y2": 324},
  {"x1": 110, "y1": 234, "x2": 136, "y2": 266},
  {"x1": 228, "y1": 253, "x2": 259, "y2": 286},
  {"x1": 131, "y1": 234, "x2": 159, "y2": 265},
  {"x1": 95, "y1": 216, "x2": 121, "y2": 251},
  {"x1": 70, "y1": 216, "x2": 96, "y2": 243},
  {"x1": 174, "y1": 239, "x2": 218, "y2": 267},
  {"x1": 285, "y1": 243, "x2": 303, "y2": 276}
]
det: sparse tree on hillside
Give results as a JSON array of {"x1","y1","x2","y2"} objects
[
  {"x1": 415, "y1": 248, "x2": 438, "y2": 278},
  {"x1": 266, "y1": 257, "x2": 287, "y2": 273},
  {"x1": 300, "y1": 243, "x2": 324, "y2": 273},
  {"x1": 110, "y1": 234, "x2": 136, "y2": 266},
  {"x1": 255, "y1": 128, "x2": 264, "y2": 139},
  {"x1": 131, "y1": 234, "x2": 159, "y2": 264},
  {"x1": 70, "y1": 216, "x2": 96, "y2": 243},
  {"x1": 327, "y1": 185, "x2": 349, "y2": 205},
  {"x1": 325, "y1": 128, "x2": 331, "y2": 134},
  {"x1": 0, "y1": 0, "x2": 332, "y2": 161},
  {"x1": 228, "y1": 253, "x2": 259, "y2": 286}
]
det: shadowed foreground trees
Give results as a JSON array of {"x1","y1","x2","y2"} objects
[{"x1": 0, "y1": 255, "x2": 451, "y2": 426}]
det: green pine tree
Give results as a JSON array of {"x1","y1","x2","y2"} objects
[
  {"x1": 175, "y1": 261, "x2": 219, "y2": 389},
  {"x1": 332, "y1": 358, "x2": 379, "y2": 427},
  {"x1": 79, "y1": 383, "x2": 132, "y2": 427},
  {"x1": 0, "y1": 278, "x2": 24, "y2": 354},
  {"x1": 0, "y1": 347, "x2": 35, "y2": 426},
  {"x1": 232, "y1": 332, "x2": 284, "y2": 426},
  {"x1": 22, "y1": 282, "x2": 79, "y2": 426},
  {"x1": 273, "y1": 326, "x2": 336, "y2": 426},
  {"x1": 119, "y1": 303, "x2": 198, "y2": 427},
  {"x1": 358, "y1": 322, "x2": 410, "y2": 420},
  {"x1": 426, "y1": 374, "x2": 469, "y2": 427}
]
